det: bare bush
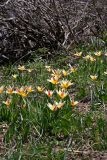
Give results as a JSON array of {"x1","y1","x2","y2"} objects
[{"x1": 0, "y1": 0, "x2": 107, "y2": 63}]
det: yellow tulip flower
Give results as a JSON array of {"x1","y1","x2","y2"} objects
[
  {"x1": 55, "y1": 101, "x2": 65, "y2": 109},
  {"x1": 16, "y1": 87, "x2": 28, "y2": 97},
  {"x1": 62, "y1": 69, "x2": 69, "y2": 77},
  {"x1": 27, "y1": 69, "x2": 33, "y2": 73},
  {"x1": 83, "y1": 55, "x2": 96, "y2": 62},
  {"x1": 90, "y1": 75, "x2": 97, "y2": 80},
  {"x1": 89, "y1": 56, "x2": 96, "y2": 62},
  {"x1": 104, "y1": 71, "x2": 107, "y2": 75},
  {"x1": 36, "y1": 86, "x2": 45, "y2": 92},
  {"x1": 47, "y1": 77, "x2": 59, "y2": 85},
  {"x1": 20, "y1": 92, "x2": 28, "y2": 97},
  {"x1": 18, "y1": 65, "x2": 26, "y2": 71},
  {"x1": 12, "y1": 74, "x2": 18, "y2": 79},
  {"x1": 6, "y1": 86, "x2": 15, "y2": 94},
  {"x1": 70, "y1": 67, "x2": 77, "y2": 73},
  {"x1": 51, "y1": 69, "x2": 61, "y2": 79},
  {"x1": 47, "y1": 103, "x2": 57, "y2": 111},
  {"x1": 74, "y1": 52, "x2": 82, "y2": 57},
  {"x1": 60, "y1": 80, "x2": 73, "y2": 89},
  {"x1": 47, "y1": 101, "x2": 65, "y2": 111},
  {"x1": 71, "y1": 96, "x2": 78, "y2": 107},
  {"x1": 45, "y1": 90, "x2": 54, "y2": 97},
  {"x1": 71, "y1": 100, "x2": 78, "y2": 107},
  {"x1": 25, "y1": 86, "x2": 34, "y2": 93},
  {"x1": 45, "y1": 65, "x2": 52, "y2": 72},
  {"x1": 56, "y1": 90, "x2": 68, "y2": 99},
  {"x1": 0, "y1": 86, "x2": 4, "y2": 94},
  {"x1": 94, "y1": 51, "x2": 102, "y2": 56},
  {"x1": 3, "y1": 99, "x2": 11, "y2": 107},
  {"x1": 83, "y1": 55, "x2": 90, "y2": 60}
]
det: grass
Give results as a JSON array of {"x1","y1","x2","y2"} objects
[{"x1": 0, "y1": 50, "x2": 107, "y2": 159}]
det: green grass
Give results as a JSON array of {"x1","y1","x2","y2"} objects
[{"x1": 0, "y1": 50, "x2": 107, "y2": 159}]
